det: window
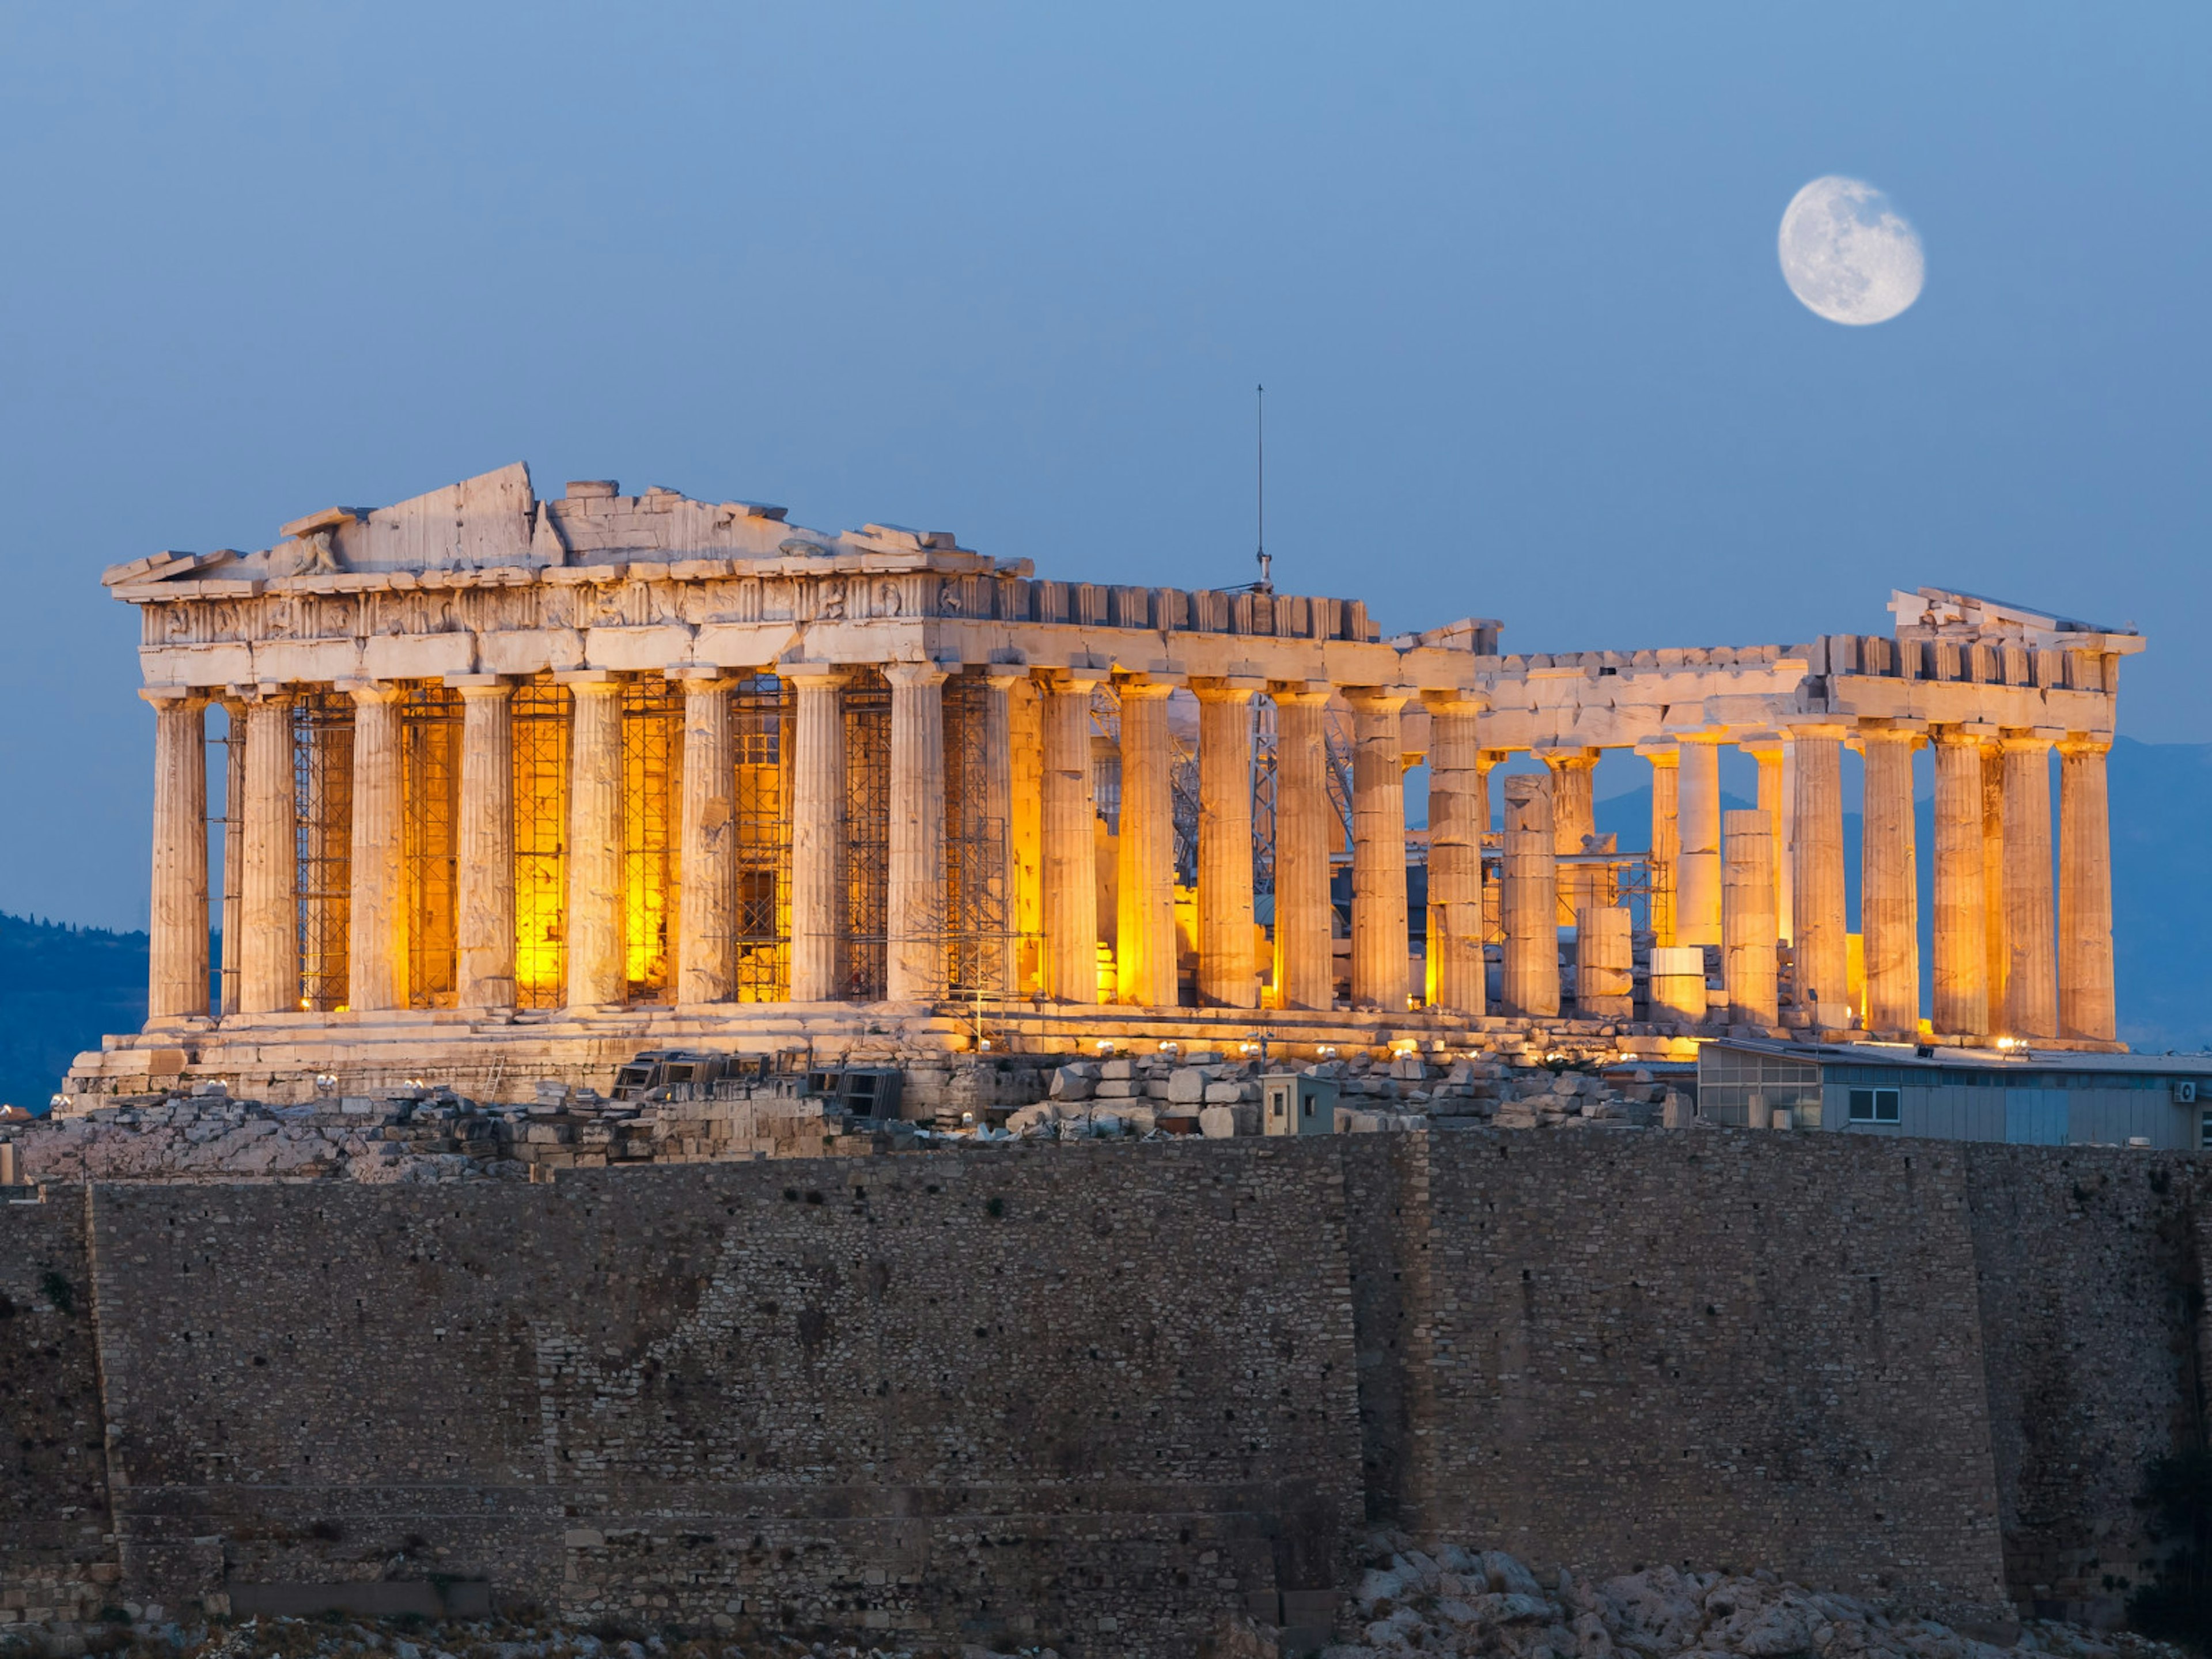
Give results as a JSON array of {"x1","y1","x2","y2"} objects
[{"x1": 1848, "y1": 1088, "x2": 1901, "y2": 1124}]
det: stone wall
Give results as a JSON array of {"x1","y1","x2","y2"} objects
[{"x1": 5, "y1": 1133, "x2": 2209, "y2": 1653}]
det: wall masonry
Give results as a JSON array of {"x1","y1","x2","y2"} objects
[{"x1": 3, "y1": 1132, "x2": 2209, "y2": 1654}]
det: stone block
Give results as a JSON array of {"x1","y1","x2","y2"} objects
[
  {"x1": 1203, "y1": 1081, "x2": 1245, "y2": 1104},
  {"x1": 1099, "y1": 1058, "x2": 1135, "y2": 1081},
  {"x1": 1166, "y1": 1069, "x2": 1210, "y2": 1105},
  {"x1": 1050, "y1": 1065, "x2": 1097, "y2": 1101},
  {"x1": 1198, "y1": 1105, "x2": 1237, "y2": 1139},
  {"x1": 1093, "y1": 1080, "x2": 1140, "y2": 1098}
]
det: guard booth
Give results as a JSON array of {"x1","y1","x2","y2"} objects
[{"x1": 1261, "y1": 1073, "x2": 1339, "y2": 1137}]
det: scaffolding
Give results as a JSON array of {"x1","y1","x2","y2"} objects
[
  {"x1": 620, "y1": 678, "x2": 682, "y2": 1005},
  {"x1": 731, "y1": 672, "x2": 793, "y2": 1002},
  {"x1": 402, "y1": 685, "x2": 462, "y2": 1008},
  {"x1": 1251, "y1": 695, "x2": 1278, "y2": 901},
  {"x1": 293, "y1": 690, "x2": 354, "y2": 1012},
  {"x1": 512, "y1": 676, "x2": 569, "y2": 1009},
  {"x1": 944, "y1": 674, "x2": 1010, "y2": 995},
  {"x1": 842, "y1": 669, "x2": 890, "y2": 1002}
]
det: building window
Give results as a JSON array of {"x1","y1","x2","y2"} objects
[{"x1": 1848, "y1": 1087, "x2": 1901, "y2": 1124}]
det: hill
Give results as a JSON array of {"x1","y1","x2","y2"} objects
[{"x1": 0, "y1": 912, "x2": 148, "y2": 1112}]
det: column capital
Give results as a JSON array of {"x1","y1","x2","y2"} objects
[
  {"x1": 665, "y1": 665, "x2": 726, "y2": 685},
  {"x1": 1675, "y1": 729, "x2": 1733, "y2": 747},
  {"x1": 1420, "y1": 686, "x2": 1489, "y2": 715},
  {"x1": 2058, "y1": 734, "x2": 2113, "y2": 758},
  {"x1": 138, "y1": 685, "x2": 208, "y2": 709},
  {"x1": 882, "y1": 660, "x2": 950, "y2": 690},
  {"x1": 1115, "y1": 677, "x2": 1176, "y2": 702},
  {"x1": 2000, "y1": 727, "x2": 2061, "y2": 752},
  {"x1": 780, "y1": 662, "x2": 849, "y2": 690},
  {"x1": 233, "y1": 681, "x2": 297, "y2": 705},
  {"x1": 1341, "y1": 685, "x2": 1414, "y2": 714},
  {"x1": 1478, "y1": 747, "x2": 1513, "y2": 770},
  {"x1": 1854, "y1": 721, "x2": 1927, "y2": 751},
  {"x1": 453, "y1": 677, "x2": 514, "y2": 702},
  {"x1": 982, "y1": 668, "x2": 1029, "y2": 692},
  {"x1": 1269, "y1": 680, "x2": 1332, "y2": 706},
  {"x1": 1735, "y1": 731, "x2": 1786, "y2": 758},
  {"x1": 1785, "y1": 721, "x2": 1852, "y2": 741},
  {"x1": 1535, "y1": 745, "x2": 1600, "y2": 770},
  {"x1": 1035, "y1": 666, "x2": 1105, "y2": 693},
  {"x1": 342, "y1": 681, "x2": 406, "y2": 707},
  {"x1": 1636, "y1": 738, "x2": 1680, "y2": 766},
  {"x1": 1929, "y1": 720, "x2": 2001, "y2": 744},
  {"x1": 552, "y1": 668, "x2": 617, "y2": 687},
  {"x1": 1190, "y1": 676, "x2": 1265, "y2": 702}
]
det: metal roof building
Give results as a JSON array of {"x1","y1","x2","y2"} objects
[{"x1": 1696, "y1": 1039, "x2": 2212, "y2": 1150}]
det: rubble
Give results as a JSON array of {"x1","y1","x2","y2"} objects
[{"x1": 1320, "y1": 1540, "x2": 2180, "y2": 1659}]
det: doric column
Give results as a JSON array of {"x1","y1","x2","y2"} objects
[
  {"x1": 2002, "y1": 731, "x2": 2058, "y2": 1039},
  {"x1": 1738, "y1": 735, "x2": 1792, "y2": 942},
  {"x1": 1195, "y1": 680, "x2": 1259, "y2": 1008},
  {"x1": 236, "y1": 689, "x2": 300, "y2": 1016},
  {"x1": 1115, "y1": 679, "x2": 1179, "y2": 1008},
  {"x1": 1789, "y1": 725, "x2": 1849, "y2": 1025},
  {"x1": 673, "y1": 671, "x2": 736, "y2": 1004},
  {"x1": 1929, "y1": 728, "x2": 1990, "y2": 1037},
  {"x1": 1642, "y1": 742, "x2": 1679, "y2": 946},
  {"x1": 1676, "y1": 736, "x2": 1723, "y2": 947},
  {"x1": 563, "y1": 675, "x2": 627, "y2": 1009},
  {"x1": 1859, "y1": 724, "x2": 1923, "y2": 1039},
  {"x1": 1478, "y1": 748, "x2": 1507, "y2": 945},
  {"x1": 2059, "y1": 736, "x2": 2116, "y2": 1043},
  {"x1": 1722, "y1": 808, "x2": 1778, "y2": 1027},
  {"x1": 344, "y1": 683, "x2": 406, "y2": 1013},
  {"x1": 1346, "y1": 687, "x2": 1411, "y2": 1010},
  {"x1": 978, "y1": 672, "x2": 1022, "y2": 996},
  {"x1": 1425, "y1": 691, "x2": 1487, "y2": 1016},
  {"x1": 1272, "y1": 685, "x2": 1335, "y2": 1013},
  {"x1": 1982, "y1": 744, "x2": 2009, "y2": 1030},
  {"x1": 885, "y1": 661, "x2": 949, "y2": 1003},
  {"x1": 1540, "y1": 747, "x2": 1601, "y2": 926},
  {"x1": 144, "y1": 690, "x2": 210, "y2": 1021},
  {"x1": 1577, "y1": 906, "x2": 1632, "y2": 1020},
  {"x1": 1007, "y1": 677, "x2": 1045, "y2": 995},
  {"x1": 786, "y1": 667, "x2": 849, "y2": 1003},
  {"x1": 1501, "y1": 771, "x2": 1559, "y2": 1018},
  {"x1": 454, "y1": 679, "x2": 517, "y2": 1012},
  {"x1": 1039, "y1": 671, "x2": 1102, "y2": 1003},
  {"x1": 218, "y1": 698, "x2": 245, "y2": 1016}
]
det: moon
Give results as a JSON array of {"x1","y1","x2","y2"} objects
[{"x1": 1778, "y1": 176, "x2": 1925, "y2": 325}]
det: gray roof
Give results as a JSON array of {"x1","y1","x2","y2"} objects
[{"x1": 1702, "y1": 1037, "x2": 2212, "y2": 1078}]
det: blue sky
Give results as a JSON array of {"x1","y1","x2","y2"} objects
[{"x1": 0, "y1": 3, "x2": 2203, "y2": 927}]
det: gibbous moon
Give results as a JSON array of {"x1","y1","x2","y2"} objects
[{"x1": 1778, "y1": 176, "x2": 1925, "y2": 325}]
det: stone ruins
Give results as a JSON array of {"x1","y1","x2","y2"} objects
[{"x1": 65, "y1": 461, "x2": 2139, "y2": 1104}]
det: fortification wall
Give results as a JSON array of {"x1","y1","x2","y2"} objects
[
  {"x1": 2, "y1": 1133, "x2": 2206, "y2": 1654},
  {"x1": 86, "y1": 1145, "x2": 1366, "y2": 1655},
  {"x1": 1961, "y1": 1145, "x2": 2211, "y2": 1622}
]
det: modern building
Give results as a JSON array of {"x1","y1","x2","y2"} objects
[
  {"x1": 1698, "y1": 1037, "x2": 2212, "y2": 1149},
  {"x1": 66, "y1": 461, "x2": 2142, "y2": 1103}
]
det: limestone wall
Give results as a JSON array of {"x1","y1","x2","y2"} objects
[{"x1": 6, "y1": 1134, "x2": 2209, "y2": 1653}]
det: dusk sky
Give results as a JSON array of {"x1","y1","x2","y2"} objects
[{"x1": 1, "y1": 4, "x2": 2204, "y2": 929}]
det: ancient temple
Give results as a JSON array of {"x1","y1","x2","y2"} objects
[{"x1": 66, "y1": 463, "x2": 2140, "y2": 1101}]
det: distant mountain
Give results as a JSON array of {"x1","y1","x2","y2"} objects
[{"x1": 0, "y1": 913, "x2": 148, "y2": 1113}]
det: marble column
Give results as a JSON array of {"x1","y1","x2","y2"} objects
[
  {"x1": 1425, "y1": 692, "x2": 1486, "y2": 1016},
  {"x1": 237, "y1": 690, "x2": 300, "y2": 1016},
  {"x1": 1541, "y1": 747, "x2": 1600, "y2": 926},
  {"x1": 1115, "y1": 679, "x2": 1179, "y2": 1008},
  {"x1": 981, "y1": 672, "x2": 1022, "y2": 996},
  {"x1": 1007, "y1": 677, "x2": 1046, "y2": 995},
  {"x1": 1577, "y1": 906, "x2": 1633, "y2": 1020},
  {"x1": 673, "y1": 671, "x2": 736, "y2": 1003},
  {"x1": 564, "y1": 676, "x2": 627, "y2": 1008},
  {"x1": 786, "y1": 668, "x2": 849, "y2": 1003},
  {"x1": 2002, "y1": 732, "x2": 2058, "y2": 1039},
  {"x1": 1501, "y1": 771, "x2": 1559, "y2": 1018},
  {"x1": 1195, "y1": 680, "x2": 1259, "y2": 1008},
  {"x1": 1643, "y1": 743, "x2": 1679, "y2": 946},
  {"x1": 1739, "y1": 736, "x2": 1792, "y2": 942},
  {"x1": 1982, "y1": 744, "x2": 2009, "y2": 1031},
  {"x1": 1722, "y1": 808, "x2": 1778, "y2": 1027},
  {"x1": 1676, "y1": 737, "x2": 1722, "y2": 948},
  {"x1": 885, "y1": 662, "x2": 949, "y2": 1003},
  {"x1": 1789, "y1": 725, "x2": 1848, "y2": 1024},
  {"x1": 1478, "y1": 749, "x2": 1506, "y2": 946},
  {"x1": 218, "y1": 699, "x2": 245, "y2": 1016},
  {"x1": 1346, "y1": 688, "x2": 1411, "y2": 1010},
  {"x1": 1272, "y1": 686, "x2": 1335, "y2": 1013},
  {"x1": 345, "y1": 684, "x2": 406, "y2": 1013},
  {"x1": 2059, "y1": 737, "x2": 2116, "y2": 1043},
  {"x1": 1040, "y1": 672, "x2": 1102, "y2": 1003},
  {"x1": 1930, "y1": 729, "x2": 1989, "y2": 1037},
  {"x1": 1860, "y1": 725, "x2": 1922, "y2": 1039},
  {"x1": 454, "y1": 679, "x2": 517, "y2": 1012},
  {"x1": 144, "y1": 690, "x2": 210, "y2": 1021}
]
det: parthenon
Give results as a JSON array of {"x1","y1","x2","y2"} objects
[{"x1": 67, "y1": 462, "x2": 2140, "y2": 1101}]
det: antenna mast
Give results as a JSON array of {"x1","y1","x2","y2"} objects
[{"x1": 1255, "y1": 382, "x2": 1272, "y2": 593}]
